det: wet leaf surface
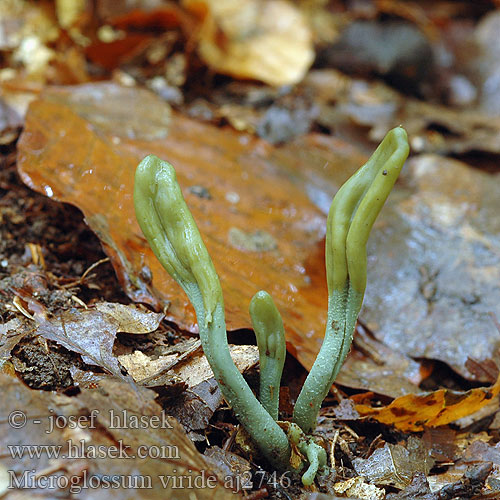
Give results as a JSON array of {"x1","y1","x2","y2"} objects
[
  {"x1": 16, "y1": 82, "x2": 366, "y2": 382},
  {"x1": 44, "y1": 82, "x2": 172, "y2": 141},
  {"x1": 362, "y1": 154, "x2": 500, "y2": 381},
  {"x1": 336, "y1": 325, "x2": 426, "y2": 398},
  {"x1": 17, "y1": 82, "x2": 500, "y2": 392}
]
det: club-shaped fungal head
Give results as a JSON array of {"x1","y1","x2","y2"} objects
[
  {"x1": 134, "y1": 154, "x2": 223, "y2": 324},
  {"x1": 326, "y1": 126, "x2": 409, "y2": 296},
  {"x1": 250, "y1": 290, "x2": 287, "y2": 420}
]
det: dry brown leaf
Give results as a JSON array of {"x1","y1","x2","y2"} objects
[
  {"x1": 118, "y1": 350, "x2": 181, "y2": 383},
  {"x1": 172, "y1": 345, "x2": 259, "y2": 387},
  {"x1": 184, "y1": 0, "x2": 314, "y2": 86},
  {"x1": 36, "y1": 302, "x2": 163, "y2": 379},
  {"x1": 118, "y1": 344, "x2": 258, "y2": 387},
  {"x1": 94, "y1": 302, "x2": 164, "y2": 334}
]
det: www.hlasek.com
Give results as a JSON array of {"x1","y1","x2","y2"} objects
[{"x1": 8, "y1": 439, "x2": 179, "y2": 460}]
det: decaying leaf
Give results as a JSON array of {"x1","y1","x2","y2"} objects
[
  {"x1": 0, "y1": 94, "x2": 24, "y2": 144},
  {"x1": 171, "y1": 345, "x2": 259, "y2": 387},
  {"x1": 204, "y1": 446, "x2": 252, "y2": 490},
  {"x1": 0, "y1": 316, "x2": 33, "y2": 360},
  {"x1": 385, "y1": 473, "x2": 436, "y2": 500},
  {"x1": 422, "y1": 427, "x2": 457, "y2": 463},
  {"x1": 119, "y1": 344, "x2": 259, "y2": 436},
  {"x1": 117, "y1": 349, "x2": 183, "y2": 383},
  {"x1": 167, "y1": 378, "x2": 222, "y2": 436},
  {"x1": 183, "y1": 0, "x2": 314, "y2": 86},
  {"x1": 94, "y1": 302, "x2": 164, "y2": 334},
  {"x1": 361, "y1": 155, "x2": 500, "y2": 381},
  {"x1": 163, "y1": 345, "x2": 259, "y2": 435},
  {"x1": 36, "y1": 302, "x2": 163, "y2": 379},
  {"x1": 118, "y1": 342, "x2": 257, "y2": 387},
  {"x1": 0, "y1": 81, "x2": 39, "y2": 129},
  {"x1": 307, "y1": 68, "x2": 500, "y2": 156},
  {"x1": 44, "y1": 82, "x2": 171, "y2": 141},
  {"x1": 353, "y1": 436, "x2": 433, "y2": 489},
  {"x1": 427, "y1": 463, "x2": 495, "y2": 499},
  {"x1": 336, "y1": 325, "x2": 427, "y2": 398}
]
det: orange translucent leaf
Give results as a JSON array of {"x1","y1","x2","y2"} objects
[
  {"x1": 356, "y1": 372, "x2": 500, "y2": 431},
  {"x1": 16, "y1": 83, "x2": 366, "y2": 375}
]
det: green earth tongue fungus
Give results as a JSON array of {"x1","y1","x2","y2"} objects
[
  {"x1": 250, "y1": 290, "x2": 287, "y2": 421},
  {"x1": 293, "y1": 126, "x2": 409, "y2": 434},
  {"x1": 134, "y1": 156, "x2": 290, "y2": 471},
  {"x1": 133, "y1": 126, "x2": 409, "y2": 484}
]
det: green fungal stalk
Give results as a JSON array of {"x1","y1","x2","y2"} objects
[
  {"x1": 293, "y1": 126, "x2": 409, "y2": 434},
  {"x1": 287, "y1": 423, "x2": 328, "y2": 486},
  {"x1": 134, "y1": 126, "x2": 409, "y2": 485},
  {"x1": 134, "y1": 156, "x2": 290, "y2": 470},
  {"x1": 249, "y1": 291, "x2": 287, "y2": 420}
]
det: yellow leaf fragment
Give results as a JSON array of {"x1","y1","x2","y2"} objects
[
  {"x1": 333, "y1": 476, "x2": 385, "y2": 500},
  {"x1": 356, "y1": 370, "x2": 500, "y2": 432}
]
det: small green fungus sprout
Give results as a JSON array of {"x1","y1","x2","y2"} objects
[{"x1": 134, "y1": 126, "x2": 409, "y2": 486}]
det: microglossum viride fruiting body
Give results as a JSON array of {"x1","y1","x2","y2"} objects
[{"x1": 133, "y1": 126, "x2": 410, "y2": 485}]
